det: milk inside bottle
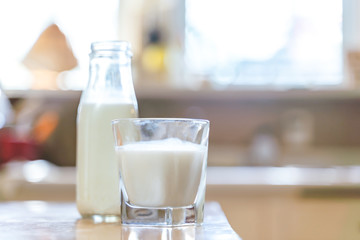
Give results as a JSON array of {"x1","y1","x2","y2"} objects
[{"x1": 76, "y1": 41, "x2": 138, "y2": 222}]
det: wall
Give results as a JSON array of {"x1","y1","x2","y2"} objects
[{"x1": 6, "y1": 89, "x2": 360, "y2": 167}]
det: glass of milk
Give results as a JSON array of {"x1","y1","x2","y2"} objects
[{"x1": 112, "y1": 118, "x2": 209, "y2": 226}]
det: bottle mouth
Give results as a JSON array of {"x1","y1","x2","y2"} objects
[{"x1": 90, "y1": 41, "x2": 132, "y2": 57}]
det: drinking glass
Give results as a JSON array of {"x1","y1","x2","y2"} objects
[{"x1": 112, "y1": 118, "x2": 209, "y2": 226}]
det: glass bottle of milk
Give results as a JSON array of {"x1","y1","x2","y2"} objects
[{"x1": 76, "y1": 41, "x2": 138, "y2": 222}]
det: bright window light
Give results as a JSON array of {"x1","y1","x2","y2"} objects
[
  {"x1": 0, "y1": 0, "x2": 119, "y2": 90},
  {"x1": 185, "y1": 0, "x2": 343, "y2": 88}
]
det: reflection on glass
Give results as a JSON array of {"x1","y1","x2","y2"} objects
[
  {"x1": 24, "y1": 201, "x2": 48, "y2": 213},
  {"x1": 122, "y1": 226, "x2": 195, "y2": 240},
  {"x1": 76, "y1": 220, "x2": 196, "y2": 240},
  {"x1": 76, "y1": 219, "x2": 121, "y2": 240}
]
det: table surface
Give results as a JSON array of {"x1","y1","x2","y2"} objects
[{"x1": 0, "y1": 201, "x2": 241, "y2": 240}]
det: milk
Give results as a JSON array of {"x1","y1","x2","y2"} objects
[
  {"x1": 77, "y1": 101, "x2": 137, "y2": 216},
  {"x1": 116, "y1": 139, "x2": 207, "y2": 208}
]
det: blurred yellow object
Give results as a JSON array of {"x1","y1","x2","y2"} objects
[{"x1": 141, "y1": 44, "x2": 166, "y2": 74}]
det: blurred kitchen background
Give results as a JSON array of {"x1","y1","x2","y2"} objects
[{"x1": 1, "y1": 0, "x2": 360, "y2": 239}]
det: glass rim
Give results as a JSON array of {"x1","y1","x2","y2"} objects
[
  {"x1": 90, "y1": 41, "x2": 132, "y2": 56},
  {"x1": 111, "y1": 118, "x2": 209, "y2": 125}
]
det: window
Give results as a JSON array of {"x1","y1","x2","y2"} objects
[
  {"x1": 0, "y1": 0, "x2": 119, "y2": 90},
  {"x1": 185, "y1": 0, "x2": 344, "y2": 88},
  {"x1": 0, "y1": 0, "x2": 355, "y2": 90}
]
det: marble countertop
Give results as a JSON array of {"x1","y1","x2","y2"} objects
[{"x1": 0, "y1": 201, "x2": 241, "y2": 240}]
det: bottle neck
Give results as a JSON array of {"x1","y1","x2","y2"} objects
[
  {"x1": 88, "y1": 52, "x2": 132, "y2": 88},
  {"x1": 84, "y1": 42, "x2": 136, "y2": 103},
  {"x1": 90, "y1": 41, "x2": 132, "y2": 57}
]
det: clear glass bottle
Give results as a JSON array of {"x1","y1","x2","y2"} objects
[{"x1": 76, "y1": 41, "x2": 138, "y2": 222}]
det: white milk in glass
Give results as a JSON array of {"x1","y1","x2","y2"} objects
[
  {"x1": 116, "y1": 139, "x2": 207, "y2": 208},
  {"x1": 77, "y1": 101, "x2": 137, "y2": 216}
]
